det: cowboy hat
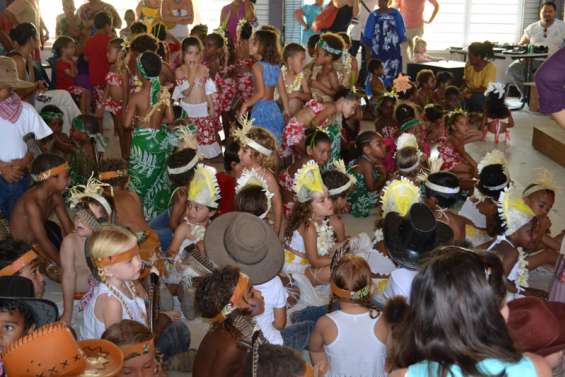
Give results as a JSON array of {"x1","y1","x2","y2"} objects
[
  {"x1": 0, "y1": 275, "x2": 58, "y2": 327},
  {"x1": 2, "y1": 322, "x2": 124, "y2": 377},
  {"x1": 205, "y1": 212, "x2": 284, "y2": 284},
  {"x1": 0, "y1": 57, "x2": 34, "y2": 89},
  {"x1": 383, "y1": 203, "x2": 453, "y2": 270},
  {"x1": 507, "y1": 297, "x2": 565, "y2": 356}
]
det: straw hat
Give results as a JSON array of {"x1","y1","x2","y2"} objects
[
  {"x1": 2, "y1": 322, "x2": 124, "y2": 377},
  {"x1": 0, "y1": 57, "x2": 34, "y2": 89}
]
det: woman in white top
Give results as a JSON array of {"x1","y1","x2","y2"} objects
[{"x1": 310, "y1": 255, "x2": 398, "y2": 377}]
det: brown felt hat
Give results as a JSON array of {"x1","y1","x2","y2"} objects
[
  {"x1": 205, "y1": 212, "x2": 284, "y2": 284},
  {"x1": 507, "y1": 297, "x2": 565, "y2": 356},
  {"x1": 0, "y1": 57, "x2": 34, "y2": 89}
]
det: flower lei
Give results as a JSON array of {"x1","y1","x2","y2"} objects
[
  {"x1": 315, "y1": 219, "x2": 335, "y2": 256},
  {"x1": 515, "y1": 247, "x2": 529, "y2": 291},
  {"x1": 190, "y1": 224, "x2": 206, "y2": 243}
]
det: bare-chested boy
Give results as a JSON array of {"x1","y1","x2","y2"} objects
[
  {"x1": 10, "y1": 153, "x2": 73, "y2": 266},
  {"x1": 60, "y1": 186, "x2": 115, "y2": 327}
]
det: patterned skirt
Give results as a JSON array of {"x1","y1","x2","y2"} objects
[{"x1": 128, "y1": 126, "x2": 173, "y2": 221}]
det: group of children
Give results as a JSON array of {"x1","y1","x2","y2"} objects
[{"x1": 0, "y1": 1, "x2": 564, "y2": 376}]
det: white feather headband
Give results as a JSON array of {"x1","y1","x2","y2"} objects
[{"x1": 236, "y1": 169, "x2": 274, "y2": 219}]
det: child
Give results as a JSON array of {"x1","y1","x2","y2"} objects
[
  {"x1": 235, "y1": 169, "x2": 274, "y2": 220},
  {"x1": 166, "y1": 164, "x2": 219, "y2": 262},
  {"x1": 98, "y1": 38, "x2": 130, "y2": 160},
  {"x1": 322, "y1": 160, "x2": 356, "y2": 242},
  {"x1": 244, "y1": 344, "x2": 314, "y2": 377},
  {"x1": 365, "y1": 59, "x2": 385, "y2": 100},
  {"x1": 280, "y1": 43, "x2": 311, "y2": 117},
  {"x1": 325, "y1": 88, "x2": 362, "y2": 165},
  {"x1": 423, "y1": 171, "x2": 470, "y2": 243},
  {"x1": 412, "y1": 36, "x2": 436, "y2": 63},
  {"x1": 68, "y1": 115, "x2": 104, "y2": 185},
  {"x1": 80, "y1": 224, "x2": 147, "y2": 339},
  {"x1": 216, "y1": 139, "x2": 242, "y2": 216},
  {"x1": 124, "y1": 51, "x2": 174, "y2": 221},
  {"x1": 283, "y1": 161, "x2": 335, "y2": 288},
  {"x1": 392, "y1": 133, "x2": 426, "y2": 184},
  {"x1": 150, "y1": 147, "x2": 198, "y2": 251},
  {"x1": 53, "y1": 36, "x2": 90, "y2": 113},
  {"x1": 437, "y1": 110, "x2": 478, "y2": 190},
  {"x1": 309, "y1": 255, "x2": 389, "y2": 377},
  {"x1": 395, "y1": 103, "x2": 428, "y2": 156},
  {"x1": 102, "y1": 320, "x2": 164, "y2": 377},
  {"x1": 348, "y1": 131, "x2": 387, "y2": 218},
  {"x1": 482, "y1": 82, "x2": 514, "y2": 144},
  {"x1": 60, "y1": 177, "x2": 115, "y2": 328},
  {"x1": 335, "y1": 32, "x2": 358, "y2": 89},
  {"x1": 0, "y1": 239, "x2": 46, "y2": 297},
  {"x1": 40, "y1": 105, "x2": 76, "y2": 157},
  {"x1": 374, "y1": 93, "x2": 398, "y2": 139},
  {"x1": 190, "y1": 24, "x2": 208, "y2": 43},
  {"x1": 9, "y1": 154, "x2": 73, "y2": 266},
  {"x1": 309, "y1": 33, "x2": 344, "y2": 103},
  {"x1": 84, "y1": 11, "x2": 113, "y2": 104},
  {"x1": 444, "y1": 85, "x2": 463, "y2": 111},
  {"x1": 119, "y1": 9, "x2": 136, "y2": 39},
  {"x1": 231, "y1": 21, "x2": 255, "y2": 111},
  {"x1": 240, "y1": 29, "x2": 289, "y2": 143},
  {"x1": 424, "y1": 103, "x2": 446, "y2": 145},
  {"x1": 487, "y1": 188, "x2": 537, "y2": 298},
  {"x1": 414, "y1": 69, "x2": 436, "y2": 107},
  {"x1": 281, "y1": 129, "x2": 331, "y2": 217},
  {"x1": 173, "y1": 37, "x2": 220, "y2": 159},
  {"x1": 235, "y1": 120, "x2": 283, "y2": 236},
  {"x1": 281, "y1": 95, "x2": 329, "y2": 156},
  {"x1": 432, "y1": 71, "x2": 454, "y2": 104},
  {"x1": 193, "y1": 266, "x2": 266, "y2": 377}
]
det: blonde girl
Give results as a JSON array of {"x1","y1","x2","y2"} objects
[
  {"x1": 235, "y1": 120, "x2": 283, "y2": 236},
  {"x1": 283, "y1": 161, "x2": 335, "y2": 287},
  {"x1": 81, "y1": 224, "x2": 147, "y2": 339}
]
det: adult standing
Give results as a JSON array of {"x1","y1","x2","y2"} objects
[
  {"x1": 294, "y1": 0, "x2": 324, "y2": 46},
  {"x1": 394, "y1": 0, "x2": 439, "y2": 71},
  {"x1": 323, "y1": 0, "x2": 360, "y2": 33},
  {"x1": 350, "y1": 0, "x2": 377, "y2": 84},
  {"x1": 161, "y1": 0, "x2": 194, "y2": 40},
  {"x1": 507, "y1": 1, "x2": 565, "y2": 102},
  {"x1": 362, "y1": 0, "x2": 406, "y2": 87},
  {"x1": 3, "y1": 0, "x2": 48, "y2": 54},
  {"x1": 78, "y1": 0, "x2": 122, "y2": 31},
  {"x1": 220, "y1": 0, "x2": 256, "y2": 47},
  {"x1": 535, "y1": 46, "x2": 565, "y2": 129},
  {"x1": 137, "y1": 0, "x2": 162, "y2": 33}
]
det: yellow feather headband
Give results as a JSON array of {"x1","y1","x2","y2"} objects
[
  {"x1": 328, "y1": 159, "x2": 357, "y2": 197},
  {"x1": 294, "y1": 160, "x2": 326, "y2": 203},
  {"x1": 380, "y1": 178, "x2": 421, "y2": 217},
  {"x1": 188, "y1": 164, "x2": 221, "y2": 208}
]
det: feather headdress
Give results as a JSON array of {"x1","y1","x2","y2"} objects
[
  {"x1": 188, "y1": 164, "x2": 221, "y2": 208},
  {"x1": 67, "y1": 174, "x2": 113, "y2": 217},
  {"x1": 498, "y1": 186, "x2": 535, "y2": 236},
  {"x1": 522, "y1": 168, "x2": 559, "y2": 198},
  {"x1": 477, "y1": 149, "x2": 507, "y2": 175},
  {"x1": 328, "y1": 159, "x2": 357, "y2": 197},
  {"x1": 381, "y1": 178, "x2": 421, "y2": 217},
  {"x1": 233, "y1": 114, "x2": 273, "y2": 156},
  {"x1": 236, "y1": 169, "x2": 274, "y2": 219},
  {"x1": 294, "y1": 160, "x2": 326, "y2": 203}
]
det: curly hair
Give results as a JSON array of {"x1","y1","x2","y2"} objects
[
  {"x1": 98, "y1": 159, "x2": 129, "y2": 188},
  {"x1": 284, "y1": 201, "x2": 313, "y2": 241},
  {"x1": 243, "y1": 344, "x2": 306, "y2": 377},
  {"x1": 196, "y1": 266, "x2": 240, "y2": 318},
  {"x1": 331, "y1": 254, "x2": 377, "y2": 316},
  {"x1": 318, "y1": 32, "x2": 345, "y2": 61},
  {"x1": 322, "y1": 170, "x2": 351, "y2": 199},
  {"x1": 246, "y1": 128, "x2": 278, "y2": 172},
  {"x1": 253, "y1": 30, "x2": 281, "y2": 65}
]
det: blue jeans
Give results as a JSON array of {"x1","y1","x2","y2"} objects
[
  {"x1": 149, "y1": 209, "x2": 173, "y2": 252},
  {"x1": 281, "y1": 320, "x2": 315, "y2": 351},
  {"x1": 156, "y1": 320, "x2": 190, "y2": 360},
  {"x1": 0, "y1": 172, "x2": 29, "y2": 218}
]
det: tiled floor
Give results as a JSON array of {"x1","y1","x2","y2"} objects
[{"x1": 45, "y1": 105, "x2": 565, "y2": 376}]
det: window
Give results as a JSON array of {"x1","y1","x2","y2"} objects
[{"x1": 422, "y1": 0, "x2": 525, "y2": 51}]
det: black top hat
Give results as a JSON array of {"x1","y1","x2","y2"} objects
[
  {"x1": 0, "y1": 276, "x2": 58, "y2": 327},
  {"x1": 383, "y1": 203, "x2": 454, "y2": 270}
]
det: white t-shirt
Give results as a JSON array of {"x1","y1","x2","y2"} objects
[
  {"x1": 254, "y1": 276, "x2": 288, "y2": 345},
  {"x1": 0, "y1": 101, "x2": 52, "y2": 162},
  {"x1": 351, "y1": 0, "x2": 378, "y2": 40},
  {"x1": 383, "y1": 267, "x2": 418, "y2": 301},
  {"x1": 523, "y1": 19, "x2": 565, "y2": 55}
]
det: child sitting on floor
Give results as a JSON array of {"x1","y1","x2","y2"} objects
[
  {"x1": 280, "y1": 43, "x2": 311, "y2": 116},
  {"x1": 348, "y1": 131, "x2": 387, "y2": 218},
  {"x1": 432, "y1": 71, "x2": 454, "y2": 104},
  {"x1": 482, "y1": 82, "x2": 514, "y2": 144},
  {"x1": 415, "y1": 69, "x2": 436, "y2": 107},
  {"x1": 309, "y1": 255, "x2": 390, "y2": 377},
  {"x1": 40, "y1": 105, "x2": 76, "y2": 157},
  {"x1": 235, "y1": 169, "x2": 274, "y2": 221},
  {"x1": 424, "y1": 104, "x2": 446, "y2": 145},
  {"x1": 0, "y1": 239, "x2": 46, "y2": 297},
  {"x1": 444, "y1": 85, "x2": 463, "y2": 111},
  {"x1": 365, "y1": 59, "x2": 385, "y2": 100},
  {"x1": 392, "y1": 133, "x2": 427, "y2": 184},
  {"x1": 322, "y1": 160, "x2": 356, "y2": 242},
  {"x1": 60, "y1": 177, "x2": 115, "y2": 329},
  {"x1": 309, "y1": 33, "x2": 344, "y2": 103},
  {"x1": 69, "y1": 115, "x2": 105, "y2": 185},
  {"x1": 9, "y1": 154, "x2": 73, "y2": 266},
  {"x1": 244, "y1": 344, "x2": 315, "y2": 377}
]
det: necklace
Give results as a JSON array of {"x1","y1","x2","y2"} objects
[
  {"x1": 104, "y1": 281, "x2": 147, "y2": 324},
  {"x1": 315, "y1": 219, "x2": 335, "y2": 256}
]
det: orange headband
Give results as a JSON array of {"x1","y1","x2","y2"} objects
[
  {"x1": 31, "y1": 162, "x2": 69, "y2": 182},
  {"x1": 212, "y1": 273, "x2": 250, "y2": 323},
  {"x1": 0, "y1": 250, "x2": 38, "y2": 277},
  {"x1": 120, "y1": 339, "x2": 155, "y2": 360},
  {"x1": 95, "y1": 246, "x2": 140, "y2": 267},
  {"x1": 330, "y1": 281, "x2": 370, "y2": 300},
  {"x1": 98, "y1": 169, "x2": 128, "y2": 181}
]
